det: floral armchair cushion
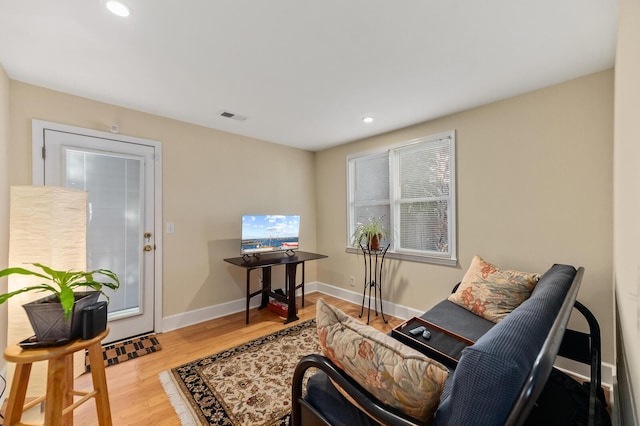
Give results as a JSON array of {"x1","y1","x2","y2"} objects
[
  {"x1": 448, "y1": 255, "x2": 540, "y2": 323},
  {"x1": 316, "y1": 298, "x2": 449, "y2": 423}
]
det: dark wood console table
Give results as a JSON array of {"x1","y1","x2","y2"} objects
[{"x1": 224, "y1": 251, "x2": 328, "y2": 324}]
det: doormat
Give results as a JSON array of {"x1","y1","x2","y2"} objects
[{"x1": 85, "y1": 334, "x2": 162, "y2": 372}]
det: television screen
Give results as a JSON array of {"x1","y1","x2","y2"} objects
[{"x1": 241, "y1": 214, "x2": 300, "y2": 254}]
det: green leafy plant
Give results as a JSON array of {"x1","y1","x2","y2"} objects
[
  {"x1": 0, "y1": 263, "x2": 120, "y2": 321},
  {"x1": 352, "y1": 216, "x2": 387, "y2": 250}
]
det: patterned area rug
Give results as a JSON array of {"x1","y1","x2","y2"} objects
[
  {"x1": 159, "y1": 319, "x2": 320, "y2": 426},
  {"x1": 85, "y1": 334, "x2": 162, "y2": 372}
]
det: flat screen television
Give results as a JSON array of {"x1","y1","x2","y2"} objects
[{"x1": 241, "y1": 214, "x2": 300, "y2": 255}]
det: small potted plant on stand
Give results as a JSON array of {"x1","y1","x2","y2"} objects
[
  {"x1": 352, "y1": 216, "x2": 387, "y2": 251},
  {"x1": 0, "y1": 263, "x2": 120, "y2": 344}
]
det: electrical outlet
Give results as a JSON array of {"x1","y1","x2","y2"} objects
[
  {"x1": 166, "y1": 222, "x2": 175, "y2": 234},
  {"x1": 349, "y1": 276, "x2": 356, "y2": 287}
]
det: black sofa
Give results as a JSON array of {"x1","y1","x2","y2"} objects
[{"x1": 292, "y1": 264, "x2": 590, "y2": 426}]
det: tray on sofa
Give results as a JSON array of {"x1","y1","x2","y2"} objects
[{"x1": 391, "y1": 317, "x2": 475, "y2": 369}]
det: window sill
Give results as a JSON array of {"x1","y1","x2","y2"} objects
[{"x1": 345, "y1": 247, "x2": 458, "y2": 267}]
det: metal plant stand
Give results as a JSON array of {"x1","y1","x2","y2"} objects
[{"x1": 359, "y1": 244, "x2": 390, "y2": 324}]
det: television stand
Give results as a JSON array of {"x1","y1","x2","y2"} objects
[{"x1": 224, "y1": 251, "x2": 328, "y2": 324}]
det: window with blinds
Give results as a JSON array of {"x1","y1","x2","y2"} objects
[{"x1": 347, "y1": 130, "x2": 456, "y2": 265}]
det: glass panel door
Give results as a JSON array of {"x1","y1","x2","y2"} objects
[
  {"x1": 38, "y1": 125, "x2": 157, "y2": 343},
  {"x1": 64, "y1": 147, "x2": 145, "y2": 320}
]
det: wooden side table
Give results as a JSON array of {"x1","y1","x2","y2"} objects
[
  {"x1": 391, "y1": 317, "x2": 475, "y2": 369},
  {"x1": 3, "y1": 328, "x2": 112, "y2": 426}
]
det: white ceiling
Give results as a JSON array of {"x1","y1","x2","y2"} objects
[{"x1": 0, "y1": 1, "x2": 618, "y2": 151}]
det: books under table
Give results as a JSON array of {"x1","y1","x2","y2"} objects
[{"x1": 267, "y1": 299, "x2": 298, "y2": 317}]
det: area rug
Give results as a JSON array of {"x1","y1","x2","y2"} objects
[
  {"x1": 85, "y1": 334, "x2": 162, "y2": 372},
  {"x1": 159, "y1": 319, "x2": 320, "y2": 426}
]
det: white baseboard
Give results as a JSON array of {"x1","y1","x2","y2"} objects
[
  {"x1": 161, "y1": 285, "x2": 310, "y2": 332},
  {"x1": 160, "y1": 281, "x2": 616, "y2": 391},
  {"x1": 554, "y1": 357, "x2": 616, "y2": 390},
  {"x1": 161, "y1": 280, "x2": 422, "y2": 333},
  {"x1": 162, "y1": 296, "x2": 261, "y2": 332},
  {"x1": 313, "y1": 281, "x2": 423, "y2": 320}
]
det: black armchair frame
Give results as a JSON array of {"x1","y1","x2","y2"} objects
[
  {"x1": 556, "y1": 300, "x2": 606, "y2": 426},
  {"x1": 292, "y1": 267, "x2": 588, "y2": 426}
]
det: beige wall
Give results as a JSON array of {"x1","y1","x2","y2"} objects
[
  {"x1": 614, "y1": 0, "x2": 640, "y2": 420},
  {"x1": 316, "y1": 70, "x2": 614, "y2": 363},
  {"x1": 0, "y1": 63, "x2": 9, "y2": 369},
  {"x1": 8, "y1": 81, "x2": 317, "y2": 318},
  {"x1": 4, "y1": 68, "x2": 616, "y2": 376}
]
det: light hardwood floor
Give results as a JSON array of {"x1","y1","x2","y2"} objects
[{"x1": 58, "y1": 293, "x2": 401, "y2": 425}]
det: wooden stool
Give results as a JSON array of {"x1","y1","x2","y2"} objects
[{"x1": 3, "y1": 328, "x2": 112, "y2": 426}]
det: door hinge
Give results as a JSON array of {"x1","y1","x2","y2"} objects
[{"x1": 41, "y1": 145, "x2": 46, "y2": 160}]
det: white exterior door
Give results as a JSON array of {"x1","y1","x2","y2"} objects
[{"x1": 32, "y1": 120, "x2": 162, "y2": 343}]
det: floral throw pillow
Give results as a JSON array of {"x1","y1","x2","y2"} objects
[
  {"x1": 448, "y1": 255, "x2": 540, "y2": 323},
  {"x1": 316, "y1": 298, "x2": 449, "y2": 423}
]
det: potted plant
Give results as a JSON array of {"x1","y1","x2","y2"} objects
[
  {"x1": 0, "y1": 263, "x2": 120, "y2": 342},
  {"x1": 352, "y1": 216, "x2": 387, "y2": 250}
]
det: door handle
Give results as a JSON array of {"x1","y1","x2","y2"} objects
[{"x1": 144, "y1": 245, "x2": 153, "y2": 252}]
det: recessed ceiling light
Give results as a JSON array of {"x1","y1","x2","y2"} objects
[
  {"x1": 105, "y1": 0, "x2": 131, "y2": 17},
  {"x1": 363, "y1": 116, "x2": 374, "y2": 124}
]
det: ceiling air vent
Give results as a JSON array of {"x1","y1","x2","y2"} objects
[{"x1": 218, "y1": 110, "x2": 247, "y2": 121}]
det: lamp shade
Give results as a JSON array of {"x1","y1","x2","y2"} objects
[
  {"x1": 9, "y1": 185, "x2": 87, "y2": 269},
  {"x1": 7, "y1": 185, "x2": 87, "y2": 398}
]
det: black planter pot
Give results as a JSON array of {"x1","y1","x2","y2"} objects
[{"x1": 22, "y1": 291, "x2": 100, "y2": 342}]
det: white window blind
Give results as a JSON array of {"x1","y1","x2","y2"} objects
[
  {"x1": 347, "y1": 131, "x2": 456, "y2": 265},
  {"x1": 351, "y1": 153, "x2": 391, "y2": 239}
]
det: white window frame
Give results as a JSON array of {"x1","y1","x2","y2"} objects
[{"x1": 346, "y1": 130, "x2": 457, "y2": 266}]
